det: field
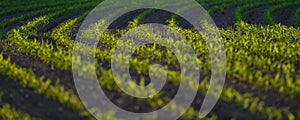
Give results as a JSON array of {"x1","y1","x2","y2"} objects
[{"x1": 0, "y1": 0, "x2": 300, "y2": 119}]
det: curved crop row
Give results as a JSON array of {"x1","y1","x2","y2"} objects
[
  {"x1": 0, "y1": 1, "x2": 80, "y2": 29},
  {"x1": 1, "y1": 0, "x2": 300, "y2": 119},
  {"x1": 51, "y1": 15, "x2": 86, "y2": 49},
  {"x1": 9, "y1": 8, "x2": 298, "y2": 118},
  {"x1": 233, "y1": 0, "x2": 285, "y2": 22},
  {"x1": 0, "y1": 0, "x2": 99, "y2": 38},
  {"x1": 264, "y1": 2, "x2": 300, "y2": 25},
  {"x1": 0, "y1": 54, "x2": 90, "y2": 118},
  {"x1": 75, "y1": 19, "x2": 298, "y2": 119},
  {"x1": 207, "y1": 0, "x2": 256, "y2": 15},
  {"x1": 0, "y1": 104, "x2": 37, "y2": 120},
  {"x1": 5, "y1": 17, "x2": 220, "y2": 120},
  {"x1": 0, "y1": 0, "x2": 92, "y2": 18}
]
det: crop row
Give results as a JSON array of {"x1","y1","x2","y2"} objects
[
  {"x1": 234, "y1": 0, "x2": 286, "y2": 22},
  {"x1": 264, "y1": 2, "x2": 300, "y2": 25},
  {"x1": 0, "y1": 104, "x2": 36, "y2": 120},
  {"x1": 0, "y1": 0, "x2": 101, "y2": 38},
  {"x1": 51, "y1": 16, "x2": 85, "y2": 49},
  {"x1": 2, "y1": 6, "x2": 202, "y2": 119},
  {"x1": 0, "y1": 0, "x2": 92, "y2": 18},
  {"x1": 1, "y1": 0, "x2": 300, "y2": 119},
  {"x1": 6, "y1": 13, "x2": 299, "y2": 119},
  {"x1": 80, "y1": 9, "x2": 299, "y2": 118},
  {"x1": 207, "y1": 0, "x2": 256, "y2": 15},
  {"x1": 0, "y1": 92, "x2": 37, "y2": 120},
  {"x1": 127, "y1": 0, "x2": 238, "y2": 28},
  {"x1": 0, "y1": 1, "x2": 83, "y2": 29},
  {"x1": 2, "y1": 7, "x2": 209, "y2": 118}
]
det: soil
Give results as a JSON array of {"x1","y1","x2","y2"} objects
[
  {"x1": 1, "y1": 6, "x2": 68, "y2": 32},
  {"x1": 272, "y1": 6, "x2": 300, "y2": 27},
  {"x1": 0, "y1": 40, "x2": 266, "y2": 119},
  {"x1": 1, "y1": 4, "x2": 300, "y2": 119},
  {"x1": 3, "y1": 17, "x2": 37, "y2": 31},
  {"x1": 0, "y1": 75, "x2": 85, "y2": 120},
  {"x1": 108, "y1": 9, "x2": 147, "y2": 30},
  {"x1": 185, "y1": 88, "x2": 263, "y2": 120},
  {"x1": 225, "y1": 77, "x2": 300, "y2": 117},
  {"x1": 0, "y1": 13, "x2": 23, "y2": 22},
  {"x1": 2, "y1": 52, "x2": 76, "y2": 92},
  {"x1": 211, "y1": 7, "x2": 236, "y2": 29},
  {"x1": 243, "y1": 6, "x2": 270, "y2": 26},
  {"x1": 37, "y1": 10, "x2": 86, "y2": 34}
]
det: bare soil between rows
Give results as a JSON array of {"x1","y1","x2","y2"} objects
[
  {"x1": 0, "y1": 75, "x2": 85, "y2": 120},
  {"x1": 1, "y1": 6, "x2": 300, "y2": 119}
]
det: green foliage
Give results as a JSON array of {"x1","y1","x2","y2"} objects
[
  {"x1": 264, "y1": 2, "x2": 300, "y2": 25},
  {"x1": 295, "y1": 8, "x2": 300, "y2": 23},
  {"x1": 1, "y1": 0, "x2": 300, "y2": 119},
  {"x1": 0, "y1": 104, "x2": 38, "y2": 120},
  {"x1": 0, "y1": 54, "x2": 88, "y2": 116},
  {"x1": 233, "y1": 0, "x2": 285, "y2": 22}
]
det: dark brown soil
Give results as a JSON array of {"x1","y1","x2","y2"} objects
[
  {"x1": 1, "y1": 3, "x2": 81, "y2": 32},
  {"x1": 70, "y1": 19, "x2": 84, "y2": 40},
  {"x1": 188, "y1": 91, "x2": 263, "y2": 120},
  {"x1": 108, "y1": 9, "x2": 147, "y2": 30},
  {"x1": 0, "y1": 13, "x2": 23, "y2": 22},
  {"x1": 3, "y1": 17, "x2": 37, "y2": 31},
  {"x1": 272, "y1": 6, "x2": 300, "y2": 27},
  {"x1": 142, "y1": 10, "x2": 173, "y2": 25},
  {"x1": 0, "y1": 3, "x2": 66, "y2": 23},
  {"x1": 37, "y1": 10, "x2": 86, "y2": 34},
  {"x1": 0, "y1": 75, "x2": 84, "y2": 120},
  {"x1": 210, "y1": 7, "x2": 236, "y2": 28},
  {"x1": 107, "y1": 9, "x2": 195, "y2": 31},
  {"x1": 2, "y1": 52, "x2": 76, "y2": 92},
  {"x1": 2, "y1": 8, "x2": 69, "y2": 32},
  {"x1": 2, "y1": 2, "x2": 300, "y2": 119},
  {"x1": 243, "y1": 6, "x2": 270, "y2": 26},
  {"x1": 1, "y1": 42, "x2": 266, "y2": 119},
  {"x1": 225, "y1": 77, "x2": 300, "y2": 117},
  {"x1": 96, "y1": 75, "x2": 263, "y2": 119}
]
